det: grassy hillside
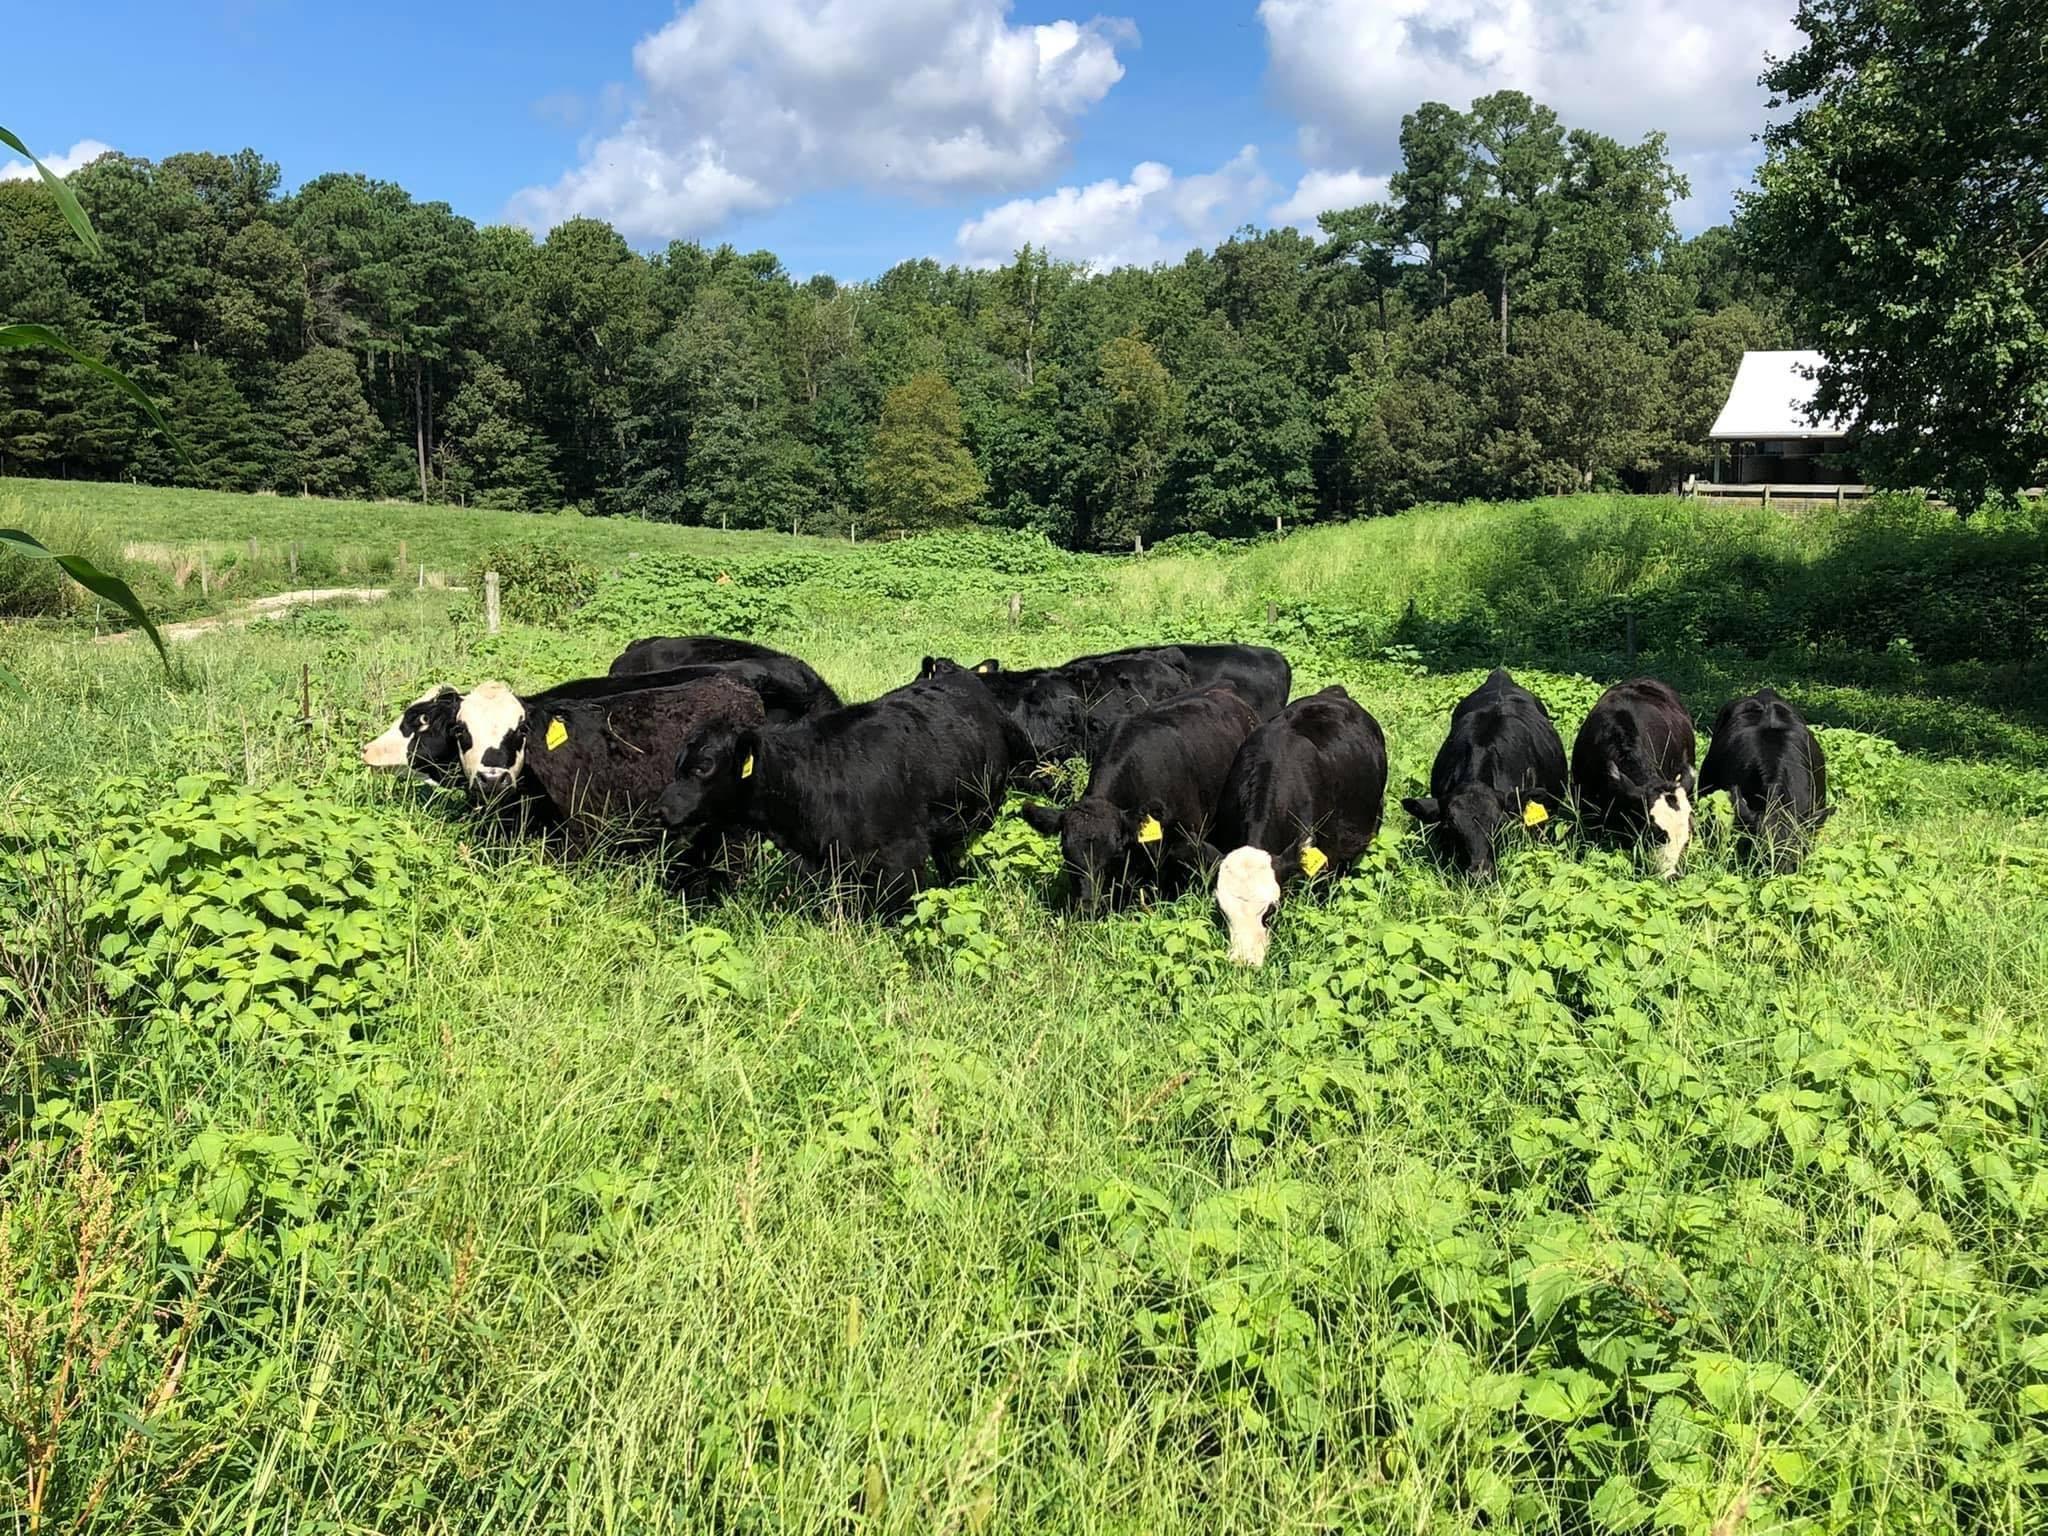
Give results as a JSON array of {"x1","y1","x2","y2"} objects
[{"x1": 4, "y1": 492, "x2": 2047, "y2": 1531}]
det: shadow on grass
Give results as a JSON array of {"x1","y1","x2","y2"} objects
[{"x1": 1357, "y1": 497, "x2": 2048, "y2": 765}]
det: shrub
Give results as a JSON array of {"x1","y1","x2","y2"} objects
[
  {"x1": 465, "y1": 541, "x2": 598, "y2": 626},
  {"x1": 579, "y1": 556, "x2": 800, "y2": 639}
]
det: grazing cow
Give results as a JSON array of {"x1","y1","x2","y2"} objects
[
  {"x1": 1698, "y1": 688, "x2": 1831, "y2": 872},
  {"x1": 1020, "y1": 686, "x2": 1260, "y2": 910},
  {"x1": 542, "y1": 659, "x2": 835, "y2": 726},
  {"x1": 1211, "y1": 686, "x2": 1388, "y2": 966},
  {"x1": 920, "y1": 649, "x2": 1193, "y2": 768},
  {"x1": 1571, "y1": 678, "x2": 1698, "y2": 880},
  {"x1": 657, "y1": 666, "x2": 1029, "y2": 910},
  {"x1": 360, "y1": 685, "x2": 464, "y2": 785},
  {"x1": 1074, "y1": 644, "x2": 1292, "y2": 720},
  {"x1": 1402, "y1": 668, "x2": 1569, "y2": 881},
  {"x1": 522, "y1": 676, "x2": 765, "y2": 880},
  {"x1": 610, "y1": 635, "x2": 841, "y2": 716}
]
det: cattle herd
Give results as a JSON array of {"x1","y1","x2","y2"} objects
[{"x1": 362, "y1": 635, "x2": 1833, "y2": 968}]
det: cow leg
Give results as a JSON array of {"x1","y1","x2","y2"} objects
[{"x1": 866, "y1": 837, "x2": 935, "y2": 917}]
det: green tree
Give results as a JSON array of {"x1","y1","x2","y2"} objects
[
  {"x1": 866, "y1": 371, "x2": 985, "y2": 530},
  {"x1": 169, "y1": 353, "x2": 274, "y2": 491},
  {"x1": 1093, "y1": 333, "x2": 1176, "y2": 547},
  {"x1": 1743, "y1": 0, "x2": 2048, "y2": 503},
  {"x1": 273, "y1": 345, "x2": 378, "y2": 495},
  {"x1": 1390, "y1": 101, "x2": 1476, "y2": 309},
  {"x1": 436, "y1": 360, "x2": 559, "y2": 510},
  {"x1": 1162, "y1": 347, "x2": 1318, "y2": 537},
  {"x1": 1499, "y1": 310, "x2": 1657, "y2": 493},
  {"x1": 1462, "y1": 91, "x2": 1567, "y2": 350},
  {"x1": 1647, "y1": 304, "x2": 1776, "y2": 482}
]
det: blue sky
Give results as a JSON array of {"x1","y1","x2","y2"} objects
[{"x1": 8, "y1": 0, "x2": 1795, "y2": 278}]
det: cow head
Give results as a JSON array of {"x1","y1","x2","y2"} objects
[
  {"x1": 1732, "y1": 793, "x2": 1833, "y2": 874},
  {"x1": 1216, "y1": 845, "x2": 1283, "y2": 966},
  {"x1": 1404, "y1": 785, "x2": 1566, "y2": 881},
  {"x1": 1019, "y1": 796, "x2": 1173, "y2": 910},
  {"x1": 1605, "y1": 764, "x2": 1693, "y2": 880},
  {"x1": 361, "y1": 686, "x2": 463, "y2": 785},
  {"x1": 659, "y1": 718, "x2": 761, "y2": 830},
  {"x1": 455, "y1": 681, "x2": 529, "y2": 799}
]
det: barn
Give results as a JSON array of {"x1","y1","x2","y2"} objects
[{"x1": 1705, "y1": 349, "x2": 1854, "y2": 487}]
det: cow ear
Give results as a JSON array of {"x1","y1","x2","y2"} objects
[
  {"x1": 1402, "y1": 796, "x2": 1440, "y2": 825},
  {"x1": 1019, "y1": 802, "x2": 1064, "y2": 836}
]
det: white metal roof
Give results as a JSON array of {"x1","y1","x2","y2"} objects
[{"x1": 1708, "y1": 350, "x2": 1851, "y2": 440}]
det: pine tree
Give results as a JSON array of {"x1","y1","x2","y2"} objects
[{"x1": 274, "y1": 346, "x2": 378, "y2": 495}]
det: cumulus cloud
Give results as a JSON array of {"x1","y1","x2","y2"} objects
[
  {"x1": 1258, "y1": 0, "x2": 1798, "y2": 222},
  {"x1": 1269, "y1": 167, "x2": 1390, "y2": 229},
  {"x1": 0, "y1": 138, "x2": 115, "y2": 182},
  {"x1": 509, "y1": 0, "x2": 1132, "y2": 240},
  {"x1": 955, "y1": 146, "x2": 1274, "y2": 270}
]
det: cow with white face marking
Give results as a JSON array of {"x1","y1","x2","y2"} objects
[
  {"x1": 454, "y1": 680, "x2": 532, "y2": 801},
  {"x1": 1698, "y1": 688, "x2": 1831, "y2": 872},
  {"x1": 1570, "y1": 678, "x2": 1698, "y2": 880},
  {"x1": 1211, "y1": 686, "x2": 1387, "y2": 966},
  {"x1": 361, "y1": 686, "x2": 464, "y2": 785}
]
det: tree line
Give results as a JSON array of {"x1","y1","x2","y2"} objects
[{"x1": 0, "y1": 90, "x2": 1790, "y2": 547}]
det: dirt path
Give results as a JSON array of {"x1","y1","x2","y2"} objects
[{"x1": 95, "y1": 586, "x2": 392, "y2": 644}]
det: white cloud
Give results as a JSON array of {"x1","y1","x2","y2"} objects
[
  {"x1": 508, "y1": 0, "x2": 1132, "y2": 240},
  {"x1": 1258, "y1": 0, "x2": 1797, "y2": 221},
  {"x1": 955, "y1": 146, "x2": 1274, "y2": 270},
  {"x1": 0, "y1": 138, "x2": 115, "y2": 183},
  {"x1": 1269, "y1": 167, "x2": 1391, "y2": 229}
]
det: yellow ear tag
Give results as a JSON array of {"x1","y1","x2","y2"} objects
[
  {"x1": 544, "y1": 718, "x2": 568, "y2": 751},
  {"x1": 1136, "y1": 815, "x2": 1164, "y2": 845},
  {"x1": 975, "y1": 663, "x2": 991, "y2": 674},
  {"x1": 739, "y1": 754, "x2": 755, "y2": 780},
  {"x1": 1522, "y1": 800, "x2": 1549, "y2": 829},
  {"x1": 1299, "y1": 842, "x2": 1329, "y2": 877}
]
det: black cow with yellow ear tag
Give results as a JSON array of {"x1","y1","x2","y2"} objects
[{"x1": 1019, "y1": 685, "x2": 1259, "y2": 913}]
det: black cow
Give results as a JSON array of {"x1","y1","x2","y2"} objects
[
  {"x1": 360, "y1": 685, "x2": 464, "y2": 786},
  {"x1": 1020, "y1": 686, "x2": 1260, "y2": 910},
  {"x1": 521, "y1": 676, "x2": 766, "y2": 886},
  {"x1": 965, "y1": 643, "x2": 1292, "y2": 720},
  {"x1": 657, "y1": 667, "x2": 1028, "y2": 910},
  {"x1": 1698, "y1": 688, "x2": 1831, "y2": 872},
  {"x1": 1210, "y1": 685, "x2": 1388, "y2": 966},
  {"x1": 541, "y1": 659, "x2": 834, "y2": 725},
  {"x1": 1571, "y1": 678, "x2": 1698, "y2": 880},
  {"x1": 610, "y1": 635, "x2": 841, "y2": 715},
  {"x1": 1402, "y1": 668, "x2": 1569, "y2": 881},
  {"x1": 920, "y1": 650, "x2": 1193, "y2": 769}
]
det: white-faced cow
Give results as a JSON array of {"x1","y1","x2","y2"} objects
[
  {"x1": 1698, "y1": 688, "x2": 1831, "y2": 872},
  {"x1": 657, "y1": 665, "x2": 1028, "y2": 911},
  {"x1": 360, "y1": 685, "x2": 464, "y2": 785},
  {"x1": 1020, "y1": 685, "x2": 1261, "y2": 911},
  {"x1": 1403, "y1": 669, "x2": 1569, "y2": 881},
  {"x1": 1211, "y1": 685, "x2": 1388, "y2": 966},
  {"x1": 1570, "y1": 678, "x2": 1697, "y2": 880}
]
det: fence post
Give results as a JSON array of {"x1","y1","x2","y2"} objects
[
  {"x1": 199, "y1": 550, "x2": 210, "y2": 598},
  {"x1": 418, "y1": 562, "x2": 426, "y2": 591},
  {"x1": 1134, "y1": 534, "x2": 1143, "y2": 555},
  {"x1": 1274, "y1": 516, "x2": 1282, "y2": 535},
  {"x1": 484, "y1": 571, "x2": 500, "y2": 634},
  {"x1": 1008, "y1": 593, "x2": 1022, "y2": 628},
  {"x1": 1266, "y1": 600, "x2": 1277, "y2": 625},
  {"x1": 1835, "y1": 485, "x2": 1845, "y2": 509},
  {"x1": 1761, "y1": 486, "x2": 1773, "y2": 511},
  {"x1": 248, "y1": 537, "x2": 259, "y2": 566},
  {"x1": 289, "y1": 542, "x2": 299, "y2": 583}
]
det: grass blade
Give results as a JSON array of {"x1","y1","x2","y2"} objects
[
  {"x1": 0, "y1": 322, "x2": 188, "y2": 462},
  {"x1": 1, "y1": 526, "x2": 170, "y2": 668},
  {"x1": 0, "y1": 124, "x2": 103, "y2": 258}
]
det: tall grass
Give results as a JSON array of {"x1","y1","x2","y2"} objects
[{"x1": 3, "y1": 493, "x2": 2046, "y2": 1531}]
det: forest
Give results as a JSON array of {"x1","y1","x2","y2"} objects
[{"x1": 0, "y1": 90, "x2": 1785, "y2": 548}]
